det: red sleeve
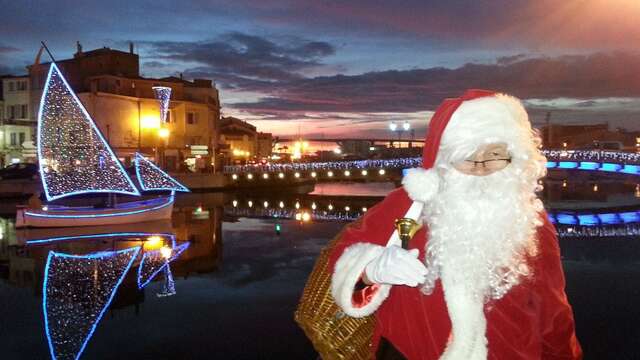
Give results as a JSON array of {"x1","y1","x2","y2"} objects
[
  {"x1": 327, "y1": 188, "x2": 412, "y2": 271},
  {"x1": 535, "y1": 214, "x2": 583, "y2": 359}
]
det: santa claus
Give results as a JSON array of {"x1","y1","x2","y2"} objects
[{"x1": 329, "y1": 89, "x2": 582, "y2": 359}]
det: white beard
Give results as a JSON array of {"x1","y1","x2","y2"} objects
[{"x1": 421, "y1": 166, "x2": 543, "y2": 360}]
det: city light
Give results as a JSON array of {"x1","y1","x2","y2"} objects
[
  {"x1": 379, "y1": 169, "x2": 386, "y2": 175},
  {"x1": 263, "y1": 201, "x2": 269, "y2": 208},
  {"x1": 333, "y1": 148, "x2": 342, "y2": 154},
  {"x1": 158, "y1": 128, "x2": 170, "y2": 139},
  {"x1": 279, "y1": 201, "x2": 285, "y2": 208},
  {"x1": 361, "y1": 170, "x2": 368, "y2": 176},
  {"x1": 262, "y1": 173, "x2": 269, "y2": 179},
  {"x1": 294, "y1": 172, "x2": 300, "y2": 178},
  {"x1": 141, "y1": 115, "x2": 161, "y2": 129},
  {"x1": 345, "y1": 206, "x2": 350, "y2": 211},
  {"x1": 295, "y1": 201, "x2": 300, "y2": 209},
  {"x1": 278, "y1": 173, "x2": 285, "y2": 178},
  {"x1": 311, "y1": 172, "x2": 317, "y2": 178},
  {"x1": 362, "y1": 207, "x2": 367, "y2": 212},
  {"x1": 160, "y1": 245, "x2": 172, "y2": 259},
  {"x1": 247, "y1": 174, "x2": 253, "y2": 180},
  {"x1": 344, "y1": 170, "x2": 350, "y2": 176},
  {"x1": 232, "y1": 200, "x2": 238, "y2": 207},
  {"x1": 301, "y1": 212, "x2": 311, "y2": 222},
  {"x1": 328, "y1": 204, "x2": 334, "y2": 210},
  {"x1": 389, "y1": 122, "x2": 397, "y2": 131},
  {"x1": 327, "y1": 171, "x2": 334, "y2": 177},
  {"x1": 311, "y1": 202, "x2": 317, "y2": 210},
  {"x1": 232, "y1": 174, "x2": 238, "y2": 180},
  {"x1": 403, "y1": 121, "x2": 410, "y2": 131},
  {"x1": 248, "y1": 200, "x2": 253, "y2": 207},
  {"x1": 145, "y1": 235, "x2": 163, "y2": 250}
]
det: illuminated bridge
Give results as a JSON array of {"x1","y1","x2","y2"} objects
[{"x1": 223, "y1": 150, "x2": 640, "y2": 182}]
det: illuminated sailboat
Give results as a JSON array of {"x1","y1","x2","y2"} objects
[{"x1": 15, "y1": 63, "x2": 187, "y2": 228}]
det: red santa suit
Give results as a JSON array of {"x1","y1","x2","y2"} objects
[{"x1": 329, "y1": 90, "x2": 582, "y2": 360}]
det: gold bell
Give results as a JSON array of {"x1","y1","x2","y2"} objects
[{"x1": 395, "y1": 218, "x2": 422, "y2": 249}]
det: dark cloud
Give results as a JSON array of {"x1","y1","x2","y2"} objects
[
  {"x1": 0, "y1": 45, "x2": 20, "y2": 54},
  {"x1": 228, "y1": 51, "x2": 640, "y2": 114},
  {"x1": 144, "y1": 32, "x2": 335, "y2": 84}
]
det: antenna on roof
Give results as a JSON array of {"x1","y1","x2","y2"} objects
[{"x1": 40, "y1": 41, "x2": 56, "y2": 63}]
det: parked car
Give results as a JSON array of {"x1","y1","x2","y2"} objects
[{"x1": 0, "y1": 163, "x2": 39, "y2": 180}]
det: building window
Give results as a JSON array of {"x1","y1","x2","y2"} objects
[
  {"x1": 8, "y1": 81, "x2": 15, "y2": 92},
  {"x1": 167, "y1": 110, "x2": 172, "y2": 123},
  {"x1": 20, "y1": 104, "x2": 28, "y2": 119},
  {"x1": 17, "y1": 81, "x2": 27, "y2": 91},
  {"x1": 187, "y1": 112, "x2": 198, "y2": 125},
  {"x1": 19, "y1": 132, "x2": 25, "y2": 145},
  {"x1": 8, "y1": 106, "x2": 15, "y2": 119},
  {"x1": 10, "y1": 133, "x2": 17, "y2": 146}
]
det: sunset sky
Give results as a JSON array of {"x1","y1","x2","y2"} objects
[{"x1": 2, "y1": 0, "x2": 640, "y2": 137}]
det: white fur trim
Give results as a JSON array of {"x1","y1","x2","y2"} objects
[
  {"x1": 331, "y1": 243, "x2": 392, "y2": 317},
  {"x1": 439, "y1": 273, "x2": 488, "y2": 360},
  {"x1": 402, "y1": 167, "x2": 440, "y2": 203}
]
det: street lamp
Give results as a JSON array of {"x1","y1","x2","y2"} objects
[
  {"x1": 389, "y1": 122, "x2": 398, "y2": 132},
  {"x1": 158, "y1": 127, "x2": 170, "y2": 168},
  {"x1": 402, "y1": 121, "x2": 410, "y2": 131}
]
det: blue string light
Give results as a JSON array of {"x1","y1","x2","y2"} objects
[
  {"x1": 25, "y1": 232, "x2": 175, "y2": 245},
  {"x1": 134, "y1": 153, "x2": 190, "y2": 192},
  {"x1": 24, "y1": 194, "x2": 174, "y2": 218},
  {"x1": 37, "y1": 63, "x2": 140, "y2": 201},
  {"x1": 42, "y1": 246, "x2": 141, "y2": 360}
]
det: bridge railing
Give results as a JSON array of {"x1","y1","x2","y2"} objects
[{"x1": 223, "y1": 150, "x2": 640, "y2": 174}]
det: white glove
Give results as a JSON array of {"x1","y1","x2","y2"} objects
[{"x1": 364, "y1": 245, "x2": 428, "y2": 287}]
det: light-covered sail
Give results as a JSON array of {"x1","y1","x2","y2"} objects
[
  {"x1": 137, "y1": 240, "x2": 190, "y2": 289},
  {"x1": 38, "y1": 63, "x2": 140, "y2": 201},
  {"x1": 152, "y1": 86, "x2": 172, "y2": 123},
  {"x1": 42, "y1": 247, "x2": 140, "y2": 360},
  {"x1": 134, "y1": 153, "x2": 190, "y2": 192}
]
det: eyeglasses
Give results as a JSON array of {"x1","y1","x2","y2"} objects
[{"x1": 458, "y1": 158, "x2": 512, "y2": 171}]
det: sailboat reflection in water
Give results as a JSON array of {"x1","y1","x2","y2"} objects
[{"x1": 37, "y1": 233, "x2": 190, "y2": 360}]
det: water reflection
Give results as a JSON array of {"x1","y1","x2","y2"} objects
[
  {"x1": 43, "y1": 247, "x2": 141, "y2": 360},
  {"x1": 0, "y1": 201, "x2": 223, "y2": 360},
  {"x1": 0, "y1": 179, "x2": 638, "y2": 359}
]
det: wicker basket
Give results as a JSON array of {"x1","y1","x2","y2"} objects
[{"x1": 295, "y1": 223, "x2": 375, "y2": 360}]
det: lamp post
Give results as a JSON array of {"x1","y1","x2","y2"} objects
[
  {"x1": 158, "y1": 127, "x2": 170, "y2": 169},
  {"x1": 389, "y1": 121, "x2": 411, "y2": 152}
]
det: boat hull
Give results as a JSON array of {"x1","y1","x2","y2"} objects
[{"x1": 15, "y1": 196, "x2": 174, "y2": 228}]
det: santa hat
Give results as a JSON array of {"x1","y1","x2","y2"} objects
[{"x1": 402, "y1": 89, "x2": 535, "y2": 203}]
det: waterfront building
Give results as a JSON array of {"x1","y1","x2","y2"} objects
[
  {"x1": 27, "y1": 43, "x2": 221, "y2": 172},
  {"x1": 0, "y1": 75, "x2": 36, "y2": 166},
  {"x1": 219, "y1": 116, "x2": 272, "y2": 164}
]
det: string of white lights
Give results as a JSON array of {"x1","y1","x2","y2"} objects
[{"x1": 223, "y1": 150, "x2": 640, "y2": 174}]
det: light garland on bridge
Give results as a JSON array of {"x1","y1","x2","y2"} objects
[{"x1": 224, "y1": 150, "x2": 640, "y2": 178}]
